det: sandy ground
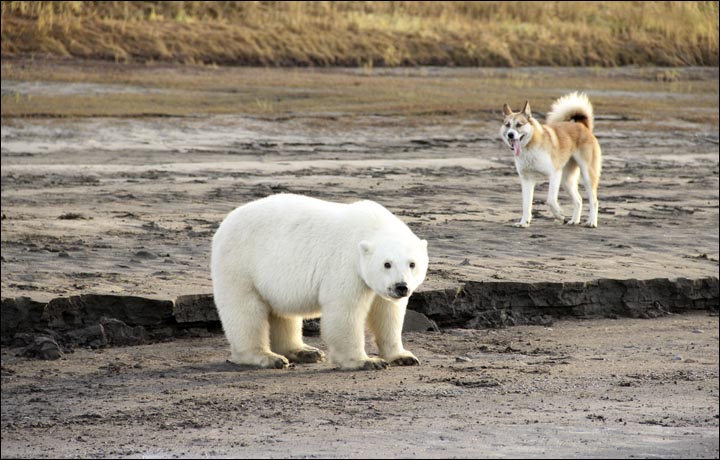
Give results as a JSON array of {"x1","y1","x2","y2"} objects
[
  {"x1": 1, "y1": 110, "x2": 718, "y2": 299},
  {"x1": 2, "y1": 313, "x2": 718, "y2": 458},
  {"x1": 1, "y1": 64, "x2": 719, "y2": 458}
]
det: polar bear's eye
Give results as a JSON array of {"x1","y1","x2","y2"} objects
[
  {"x1": 384, "y1": 262, "x2": 392, "y2": 269},
  {"x1": 410, "y1": 262, "x2": 416, "y2": 269}
]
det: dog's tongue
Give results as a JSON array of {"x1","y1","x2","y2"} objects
[{"x1": 512, "y1": 139, "x2": 521, "y2": 156}]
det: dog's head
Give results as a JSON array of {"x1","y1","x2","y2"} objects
[{"x1": 500, "y1": 101, "x2": 534, "y2": 157}]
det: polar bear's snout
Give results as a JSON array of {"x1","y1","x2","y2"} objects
[{"x1": 392, "y1": 282, "x2": 409, "y2": 298}]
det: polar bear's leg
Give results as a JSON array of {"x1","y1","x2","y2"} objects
[
  {"x1": 321, "y1": 298, "x2": 388, "y2": 371},
  {"x1": 216, "y1": 287, "x2": 289, "y2": 369},
  {"x1": 367, "y1": 297, "x2": 420, "y2": 366},
  {"x1": 269, "y1": 314, "x2": 326, "y2": 364}
]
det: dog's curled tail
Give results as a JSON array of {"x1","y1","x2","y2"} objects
[{"x1": 546, "y1": 92, "x2": 594, "y2": 132}]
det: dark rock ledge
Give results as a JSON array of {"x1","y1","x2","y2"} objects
[{"x1": 1, "y1": 277, "x2": 717, "y2": 359}]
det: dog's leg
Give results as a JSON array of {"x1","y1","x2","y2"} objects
[
  {"x1": 563, "y1": 161, "x2": 582, "y2": 225},
  {"x1": 577, "y1": 160, "x2": 599, "y2": 228},
  {"x1": 514, "y1": 177, "x2": 535, "y2": 227},
  {"x1": 546, "y1": 170, "x2": 565, "y2": 221}
]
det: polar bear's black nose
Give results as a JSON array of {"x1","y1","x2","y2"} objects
[{"x1": 394, "y1": 283, "x2": 409, "y2": 297}]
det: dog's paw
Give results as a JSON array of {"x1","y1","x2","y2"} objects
[
  {"x1": 566, "y1": 219, "x2": 581, "y2": 226},
  {"x1": 548, "y1": 207, "x2": 565, "y2": 221},
  {"x1": 513, "y1": 221, "x2": 530, "y2": 228},
  {"x1": 584, "y1": 221, "x2": 598, "y2": 228}
]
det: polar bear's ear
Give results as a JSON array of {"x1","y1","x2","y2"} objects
[
  {"x1": 359, "y1": 240, "x2": 373, "y2": 256},
  {"x1": 420, "y1": 239, "x2": 428, "y2": 249}
]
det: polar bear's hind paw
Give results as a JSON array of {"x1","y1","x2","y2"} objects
[
  {"x1": 360, "y1": 358, "x2": 390, "y2": 370},
  {"x1": 288, "y1": 347, "x2": 326, "y2": 364}
]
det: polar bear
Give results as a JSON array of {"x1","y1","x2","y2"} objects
[{"x1": 211, "y1": 193, "x2": 429, "y2": 371}]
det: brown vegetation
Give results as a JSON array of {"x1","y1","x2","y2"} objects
[{"x1": 1, "y1": 1, "x2": 718, "y2": 67}]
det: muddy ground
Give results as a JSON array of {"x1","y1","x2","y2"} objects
[
  {"x1": 2, "y1": 314, "x2": 718, "y2": 459},
  {"x1": 1, "y1": 62, "x2": 719, "y2": 458}
]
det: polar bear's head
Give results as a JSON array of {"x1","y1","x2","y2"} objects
[{"x1": 358, "y1": 238, "x2": 429, "y2": 301}]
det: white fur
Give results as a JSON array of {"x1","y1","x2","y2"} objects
[
  {"x1": 501, "y1": 92, "x2": 601, "y2": 228},
  {"x1": 513, "y1": 144, "x2": 559, "y2": 227},
  {"x1": 211, "y1": 193, "x2": 428, "y2": 370},
  {"x1": 546, "y1": 91, "x2": 594, "y2": 132}
]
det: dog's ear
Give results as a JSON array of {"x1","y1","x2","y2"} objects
[
  {"x1": 502, "y1": 104, "x2": 513, "y2": 116},
  {"x1": 522, "y1": 100, "x2": 532, "y2": 118}
]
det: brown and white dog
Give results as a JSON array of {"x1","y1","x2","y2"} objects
[{"x1": 500, "y1": 92, "x2": 602, "y2": 228}]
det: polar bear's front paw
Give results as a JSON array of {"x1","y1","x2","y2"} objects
[
  {"x1": 389, "y1": 354, "x2": 420, "y2": 367},
  {"x1": 230, "y1": 351, "x2": 289, "y2": 369},
  {"x1": 336, "y1": 357, "x2": 389, "y2": 371},
  {"x1": 287, "y1": 346, "x2": 326, "y2": 364},
  {"x1": 359, "y1": 357, "x2": 390, "y2": 371},
  {"x1": 268, "y1": 357, "x2": 289, "y2": 369}
]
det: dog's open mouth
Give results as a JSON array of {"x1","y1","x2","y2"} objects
[{"x1": 509, "y1": 134, "x2": 525, "y2": 156}]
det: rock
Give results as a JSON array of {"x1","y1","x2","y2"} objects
[
  {"x1": 302, "y1": 318, "x2": 321, "y2": 337},
  {"x1": 456, "y1": 356, "x2": 472, "y2": 363},
  {"x1": 1, "y1": 276, "x2": 717, "y2": 354},
  {"x1": 403, "y1": 309, "x2": 440, "y2": 332},
  {"x1": 16, "y1": 334, "x2": 63, "y2": 360},
  {"x1": 58, "y1": 212, "x2": 86, "y2": 220},
  {"x1": 1, "y1": 297, "x2": 48, "y2": 344},
  {"x1": 173, "y1": 294, "x2": 219, "y2": 323},
  {"x1": 43, "y1": 295, "x2": 174, "y2": 329},
  {"x1": 12, "y1": 332, "x2": 43, "y2": 348},
  {"x1": 409, "y1": 277, "x2": 719, "y2": 329},
  {"x1": 100, "y1": 317, "x2": 146, "y2": 346},
  {"x1": 65, "y1": 324, "x2": 108, "y2": 348},
  {"x1": 178, "y1": 327, "x2": 214, "y2": 338}
]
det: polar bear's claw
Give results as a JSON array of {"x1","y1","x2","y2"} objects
[
  {"x1": 288, "y1": 348, "x2": 326, "y2": 364},
  {"x1": 391, "y1": 356, "x2": 420, "y2": 367},
  {"x1": 227, "y1": 352, "x2": 289, "y2": 369},
  {"x1": 349, "y1": 358, "x2": 389, "y2": 371},
  {"x1": 269, "y1": 357, "x2": 289, "y2": 369}
]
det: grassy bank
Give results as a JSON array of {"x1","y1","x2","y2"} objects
[{"x1": 1, "y1": 1, "x2": 718, "y2": 67}]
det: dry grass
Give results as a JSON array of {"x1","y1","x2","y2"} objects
[{"x1": 1, "y1": 1, "x2": 718, "y2": 67}]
